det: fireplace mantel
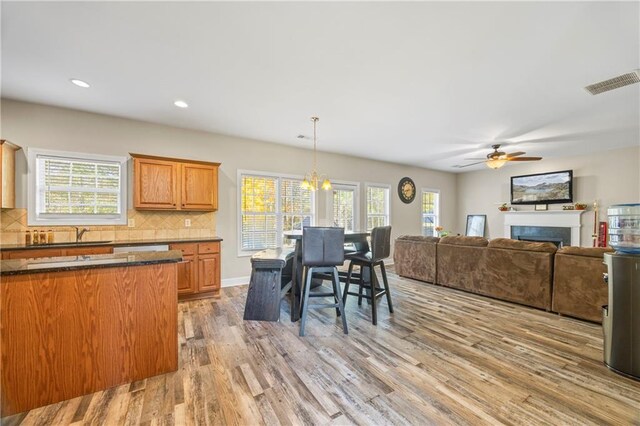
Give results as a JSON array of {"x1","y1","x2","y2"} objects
[{"x1": 503, "y1": 210, "x2": 585, "y2": 246}]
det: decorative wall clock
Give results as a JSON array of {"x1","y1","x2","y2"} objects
[{"x1": 398, "y1": 177, "x2": 416, "y2": 204}]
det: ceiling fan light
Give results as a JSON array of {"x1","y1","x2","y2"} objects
[{"x1": 486, "y1": 159, "x2": 507, "y2": 169}]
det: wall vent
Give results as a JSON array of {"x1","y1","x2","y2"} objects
[{"x1": 585, "y1": 70, "x2": 640, "y2": 95}]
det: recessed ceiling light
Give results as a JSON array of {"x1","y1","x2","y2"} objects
[
  {"x1": 70, "y1": 79, "x2": 90, "y2": 88},
  {"x1": 174, "y1": 100, "x2": 189, "y2": 108}
]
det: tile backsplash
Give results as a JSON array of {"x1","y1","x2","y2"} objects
[{"x1": 0, "y1": 208, "x2": 216, "y2": 245}]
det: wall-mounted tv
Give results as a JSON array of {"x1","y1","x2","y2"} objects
[{"x1": 511, "y1": 170, "x2": 573, "y2": 205}]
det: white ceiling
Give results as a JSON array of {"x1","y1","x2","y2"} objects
[{"x1": 2, "y1": 1, "x2": 639, "y2": 172}]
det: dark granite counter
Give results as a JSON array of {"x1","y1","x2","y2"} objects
[
  {"x1": 1, "y1": 250, "x2": 183, "y2": 276},
  {"x1": 0, "y1": 236, "x2": 223, "y2": 251}
]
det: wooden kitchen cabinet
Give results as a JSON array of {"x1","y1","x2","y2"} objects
[
  {"x1": 131, "y1": 153, "x2": 220, "y2": 211},
  {"x1": 170, "y1": 241, "x2": 221, "y2": 300},
  {"x1": 198, "y1": 254, "x2": 220, "y2": 292},
  {"x1": 132, "y1": 157, "x2": 179, "y2": 209},
  {"x1": 0, "y1": 140, "x2": 21, "y2": 209},
  {"x1": 3, "y1": 248, "x2": 64, "y2": 260},
  {"x1": 2, "y1": 246, "x2": 114, "y2": 260}
]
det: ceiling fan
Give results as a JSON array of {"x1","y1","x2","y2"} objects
[{"x1": 457, "y1": 144, "x2": 542, "y2": 169}]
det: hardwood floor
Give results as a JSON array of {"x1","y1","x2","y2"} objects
[{"x1": 4, "y1": 268, "x2": 640, "y2": 425}]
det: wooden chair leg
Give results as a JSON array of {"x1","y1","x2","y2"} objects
[
  {"x1": 380, "y1": 262, "x2": 393, "y2": 313},
  {"x1": 370, "y1": 264, "x2": 378, "y2": 325},
  {"x1": 333, "y1": 267, "x2": 348, "y2": 334},
  {"x1": 299, "y1": 267, "x2": 314, "y2": 337}
]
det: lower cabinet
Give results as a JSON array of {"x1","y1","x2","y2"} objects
[
  {"x1": 170, "y1": 242, "x2": 220, "y2": 300},
  {"x1": 1, "y1": 246, "x2": 113, "y2": 259},
  {"x1": 176, "y1": 255, "x2": 197, "y2": 295},
  {"x1": 198, "y1": 254, "x2": 220, "y2": 292}
]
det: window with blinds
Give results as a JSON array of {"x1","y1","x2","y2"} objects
[
  {"x1": 239, "y1": 172, "x2": 314, "y2": 252},
  {"x1": 28, "y1": 149, "x2": 128, "y2": 225},
  {"x1": 366, "y1": 185, "x2": 390, "y2": 230},
  {"x1": 422, "y1": 190, "x2": 440, "y2": 236},
  {"x1": 332, "y1": 186, "x2": 356, "y2": 231}
]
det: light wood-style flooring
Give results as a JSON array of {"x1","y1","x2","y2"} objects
[{"x1": 4, "y1": 269, "x2": 640, "y2": 425}]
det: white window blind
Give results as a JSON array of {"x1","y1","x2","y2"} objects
[
  {"x1": 422, "y1": 190, "x2": 440, "y2": 236},
  {"x1": 28, "y1": 149, "x2": 128, "y2": 226},
  {"x1": 332, "y1": 186, "x2": 356, "y2": 231},
  {"x1": 239, "y1": 172, "x2": 314, "y2": 253},
  {"x1": 366, "y1": 185, "x2": 389, "y2": 230}
]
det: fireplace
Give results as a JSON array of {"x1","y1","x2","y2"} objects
[
  {"x1": 511, "y1": 226, "x2": 571, "y2": 247},
  {"x1": 503, "y1": 211, "x2": 585, "y2": 246}
]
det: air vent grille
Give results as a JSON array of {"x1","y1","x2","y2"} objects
[{"x1": 585, "y1": 71, "x2": 640, "y2": 95}]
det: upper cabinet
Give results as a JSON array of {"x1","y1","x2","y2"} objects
[
  {"x1": 130, "y1": 153, "x2": 220, "y2": 211},
  {"x1": 1, "y1": 140, "x2": 21, "y2": 209}
]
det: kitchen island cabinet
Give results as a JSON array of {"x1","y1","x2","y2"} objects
[{"x1": 0, "y1": 251, "x2": 180, "y2": 416}]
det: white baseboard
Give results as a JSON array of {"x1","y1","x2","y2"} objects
[{"x1": 221, "y1": 276, "x2": 250, "y2": 288}]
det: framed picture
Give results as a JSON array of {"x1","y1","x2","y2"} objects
[
  {"x1": 465, "y1": 214, "x2": 486, "y2": 237},
  {"x1": 535, "y1": 204, "x2": 548, "y2": 211}
]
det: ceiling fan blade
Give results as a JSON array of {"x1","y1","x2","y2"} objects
[
  {"x1": 455, "y1": 160, "x2": 487, "y2": 168},
  {"x1": 463, "y1": 158, "x2": 487, "y2": 160},
  {"x1": 507, "y1": 157, "x2": 542, "y2": 161},
  {"x1": 505, "y1": 151, "x2": 526, "y2": 158}
]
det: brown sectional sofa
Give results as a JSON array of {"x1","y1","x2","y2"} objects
[
  {"x1": 393, "y1": 235, "x2": 439, "y2": 283},
  {"x1": 394, "y1": 235, "x2": 612, "y2": 322},
  {"x1": 552, "y1": 246, "x2": 613, "y2": 322}
]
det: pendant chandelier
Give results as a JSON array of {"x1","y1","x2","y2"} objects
[{"x1": 301, "y1": 116, "x2": 331, "y2": 191}]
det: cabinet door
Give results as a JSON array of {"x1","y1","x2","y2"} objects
[
  {"x1": 134, "y1": 158, "x2": 179, "y2": 209},
  {"x1": 198, "y1": 254, "x2": 220, "y2": 292},
  {"x1": 176, "y1": 255, "x2": 197, "y2": 295},
  {"x1": 181, "y1": 163, "x2": 218, "y2": 211}
]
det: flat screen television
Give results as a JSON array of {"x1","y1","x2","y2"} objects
[{"x1": 511, "y1": 170, "x2": 573, "y2": 205}]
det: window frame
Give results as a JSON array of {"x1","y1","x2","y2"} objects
[
  {"x1": 364, "y1": 182, "x2": 391, "y2": 231},
  {"x1": 327, "y1": 180, "x2": 360, "y2": 232},
  {"x1": 421, "y1": 188, "x2": 440, "y2": 237},
  {"x1": 27, "y1": 148, "x2": 128, "y2": 226},
  {"x1": 237, "y1": 169, "x2": 317, "y2": 257}
]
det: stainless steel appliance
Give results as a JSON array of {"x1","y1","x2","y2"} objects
[{"x1": 602, "y1": 203, "x2": 640, "y2": 380}]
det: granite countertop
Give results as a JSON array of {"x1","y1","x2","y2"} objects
[
  {"x1": 0, "y1": 236, "x2": 223, "y2": 251},
  {"x1": 1, "y1": 250, "x2": 183, "y2": 276}
]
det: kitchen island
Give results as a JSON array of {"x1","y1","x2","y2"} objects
[{"x1": 1, "y1": 251, "x2": 181, "y2": 416}]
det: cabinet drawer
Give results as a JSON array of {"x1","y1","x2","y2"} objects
[
  {"x1": 198, "y1": 242, "x2": 220, "y2": 254},
  {"x1": 3, "y1": 248, "x2": 64, "y2": 259},
  {"x1": 169, "y1": 243, "x2": 197, "y2": 256}
]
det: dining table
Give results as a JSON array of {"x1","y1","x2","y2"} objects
[{"x1": 283, "y1": 230, "x2": 370, "y2": 322}]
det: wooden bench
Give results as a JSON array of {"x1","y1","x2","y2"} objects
[{"x1": 243, "y1": 248, "x2": 294, "y2": 321}]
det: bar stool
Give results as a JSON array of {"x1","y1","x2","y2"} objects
[
  {"x1": 299, "y1": 227, "x2": 348, "y2": 337},
  {"x1": 343, "y1": 226, "x2": 393, "y2": 325}
]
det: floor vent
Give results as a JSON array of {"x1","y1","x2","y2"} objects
[{"x1": 585, "y1": 70, "x2": 640, "y2": 95}]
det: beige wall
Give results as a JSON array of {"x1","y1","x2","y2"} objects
[
  {"x1": 456, "y1": 145, "x2": 640, "y2": 246},
  {"x1": 0, "y1": 99, "x2": 457, "y2": 281}
]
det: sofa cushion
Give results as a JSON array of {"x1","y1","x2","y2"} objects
[
  {"x1": 557, "y1": 246, "x2": 614, "y2": 258},
  {"x1": 488, "y1": 238, "x2": 557, "y2": 253},
  {"x1": 439, "y1": 236, "x2": 488, "y2": 247}
]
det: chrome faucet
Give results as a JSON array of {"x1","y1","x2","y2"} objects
[{"x1": 74, "y1": 227, "x2": 90, "y2": 242}]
